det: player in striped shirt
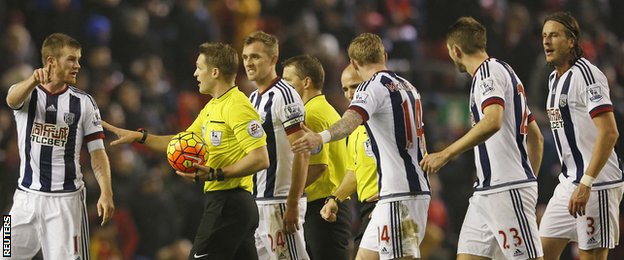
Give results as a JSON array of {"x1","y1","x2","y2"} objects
[
  {"x1": 242, "y1": 31, "x2": 311, "y2": 260},
  {"x1": 293, "y1": 33, "x2": 429, "y2": 260},
  {"x1": 5, "y1": 33, "x2": 114, "y2": 260},
  {"x1": 539, "y1": 12, "x2": 623, "y2": 260},
  {"x1": 282, "y1": 55, "x2": 351, "y2": 259},
  {"x1": 420, "y1": 17, "x2": 544, "y2": 259},
  {"x1": 321, "y1": 64, "x2": 379, "y2": 250},
  {"x1": 104, "y1": 42, "x2": 269, "y2": 259}
]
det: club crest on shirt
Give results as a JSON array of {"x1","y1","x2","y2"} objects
[
  {"x1": 64, "y1": 112, "x2": 75, "y2": 125},
  {"x1": 210, "y1": 130, "x2": 222, "y2": 146},
  {"x1": 588, "y1": 86, "x2": 603, "y2": 102},
  {"x1": 480, "y1": 78, "x2": 495, "y2": 95},
  {"x1": 284, "y1": 103, "x2": 303, "y2": 119},
  {"x1": 247, "y1": 120, "x2": 264, "y2": 138},
  {"x1": 353, "y1": 92, "x2": 369, "y2": 104},
  {"x1": 559, "y1": 94, "x2": 568, "y2": 107}
]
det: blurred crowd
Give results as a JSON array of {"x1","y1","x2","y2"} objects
[{"x1": 1, "y1": 0, "x2": 624, "y2": 259}]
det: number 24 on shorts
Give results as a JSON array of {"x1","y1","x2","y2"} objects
[{"x1": 267, "y1": 231, "x2": 286, "y2": 252}]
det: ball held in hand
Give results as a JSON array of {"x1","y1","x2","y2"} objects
[{"x1": 166, "y1": 131, "x2": 208, "y2": 173}]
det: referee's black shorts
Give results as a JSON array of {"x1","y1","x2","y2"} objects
[
  {"x1": 353, "y1": 201, "x2": 376, "y2": 250},
  {"x1": 189, "y1": 188, "x2": 259, "y2": 260},
  {"x1": 304, "y1": 198, "x2": 352, "y2": 260}
]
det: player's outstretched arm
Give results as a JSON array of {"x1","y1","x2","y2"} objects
[
  {"x1": 292, "y1": 110, "x2": 362, "y2": 153},
  {"x1": 421, "y1": 104, "x2": 503, "y2": 174},
  {"x1": 102, "y1": 121, "x2": 171, "y2": 152},
  {"x1": 6, "y1": 64, "x2": 51, "y2": 109},
  {"x1": 526, "y1": 120, "x2": 544, "y2": 176},
  {"x1": 90, "y1": 148, "x2": 115, "y2": 226}
]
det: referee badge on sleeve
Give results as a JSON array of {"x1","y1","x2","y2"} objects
[{"x1": 248, "y1": 120, "x2": 264, "y2": 138}]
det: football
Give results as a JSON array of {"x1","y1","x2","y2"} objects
[{"x1": 166, "y1": 131, "x2": 209, "y2": 173}]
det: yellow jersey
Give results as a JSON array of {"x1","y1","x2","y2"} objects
[
  {"x1": 304, "y1": 95, "x2": 347, "y2": 202},
  {"x1": 346, "y1": 125, "x2": 378, "y2": 202},
  {"x1": 187, "y1": 87, "x2": 267, "y2": 193}
]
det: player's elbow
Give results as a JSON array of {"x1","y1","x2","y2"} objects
[
  {"x1": 6, "y1": 96, "x2": 19, "y2": 109},
  {"x1": 484, "y1": 119, "x2": 502, "y2": 136},
  {"x1": 603, "y1": 127, "x2": 619, "y2": 147}
]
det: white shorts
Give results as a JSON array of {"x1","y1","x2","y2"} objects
[
  {"x1": 255, "y1": 197, "x2": 309, "y2": 260},
  {"x1": 457, "y1": 186, "x2": 543, "y2": 260},
  {"x1": 360, "y1": 195, "x2": 430, "y2": 260},
  {"x1": 539, "y1": 181, "x2": 624, "y2": 250},
  {"x1": 2, "y1": 189, "x2": 89, "y2": 260}
]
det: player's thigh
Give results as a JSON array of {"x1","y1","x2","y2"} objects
[
  {"x1": 2, "y1": 191, "x2": 40, "y2": 260},
  {"x1": 40, "y1": 192, "x2": 85, "y2": 260},
  {"x1": 576, "y1": 187, "x2": 624, "y2": 251},
  {"x1": 459, "y1": 188, "x2": 542, "y2": 260},
  {"x1": 364, "y1": 197, "x2": 429, "y2": 260},
  {"x1": 256, "y1": 198, "x2": 309, "y2": 260},
  {"x1": 540, "y1": 237, "x2": 569, "y2": 259},
  {"x1": 540, "y1": 183, "x2": 577, "y2": 241},
  {"x1": 356, "y1": 247, "x2": 380, "y2": 260}
]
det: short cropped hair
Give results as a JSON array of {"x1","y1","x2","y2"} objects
[
  {"x1": 544, "y1": 11, "x2": 583, "y2": 61},
  {"x1": 198, "y1": 42, "x2": 239, "y2": 82},
  {"x1": 243, "y1": 31, "x2": 279, "y2": 56},
  {"x1": 347, "y1": 33, "x2": 385, "y2": 66},
  {"x1": 446, "y1": 17, "x2": 487, "y2": 55},
  {"x1": 282, "y1": 55, "x2": 325, "y2": 90},
  {"x1": 41, "y1": 33, "x2": 81, "y2": 65}
]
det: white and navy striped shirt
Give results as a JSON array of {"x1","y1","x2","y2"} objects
[
  {"x1": 469, "y1": 58, "x2": 537, "y2": 194},
  {"x1": 349, "y1": 71, "x2": 430, "y2": 199},
  {"x1": 249, "y1": 78, "x2": 305, "y2": 200},
  {"x1": 12, "y1": 85, "x2": 105, "y2": 194},
  {"x1": 546, "y1": 58, "x2": 623, "y2": 189}
]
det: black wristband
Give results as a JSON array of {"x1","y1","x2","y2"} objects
[
  {"x1": 216, "y1": 168, "x2": 225, "y2": 181},
  {"x1": 206, "y1": 167, "x2": 216, "y2": 181},
  {"x1": 137, "y1": 128, "x2": 148, "y2": 144},
  {"x1": 325, "y1": 195, "x2": 340, "y2": 204}
]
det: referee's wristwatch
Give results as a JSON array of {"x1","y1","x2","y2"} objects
[{"x1": 325, "y1": 195, "x2": 341, "y2": 205}]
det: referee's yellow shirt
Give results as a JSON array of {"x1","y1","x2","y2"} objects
[
  {"x1": 346, "y1": 125, "x2": 378, "y2": 202},
  {"x1": 304, "y1": 95, "x2": 347, "y2": 202},
  {"x1": 187, "y1": 87, "x2": 267, "y2": 193}
]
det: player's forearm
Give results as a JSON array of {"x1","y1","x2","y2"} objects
[
  {"x1": 91, "y1": 149, "x2": 113, "y2": 196},
  {"x1": 333, "y1": 170, "x2": 357, "y2": 202},
  {"x1": 445, "y1": 116, "x2": 500, "y2": 159},
  {"x1": 526, "y1": 121, "x2": 544, "y2": 176},
  {"x1": 287, "y1": 152, "x2": 309, "y2": 206},
  {"x1": 222, "y1": 146, "x2": 269, "y2": 178},
  {"x1": 6, "y1": 77, "x2": 38, "y2": 109},
  {"x1": 305, "y1": 164, "x2": 327, "y2": 187},
  {"x1": 327, "y1": 110, "x2": 362, "y2": 142}
]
